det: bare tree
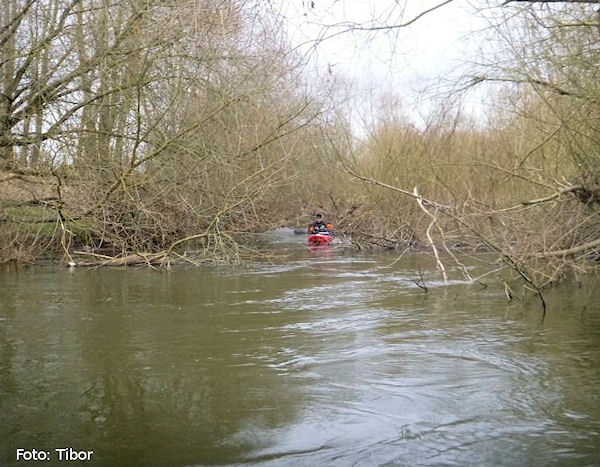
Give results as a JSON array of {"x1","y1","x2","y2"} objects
[{"x1": 1, "y1": 0, "x2": 333, "y2": 264}]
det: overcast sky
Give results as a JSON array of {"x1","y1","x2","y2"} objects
[{"x1": 275, "y1": 0, "x2": 493, "y2": 129}]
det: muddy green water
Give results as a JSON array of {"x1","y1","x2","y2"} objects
[{"x1": 1, "y1": 231, "x2": 599, "y2": 466}]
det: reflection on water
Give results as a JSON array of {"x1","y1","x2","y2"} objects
[{"x1": 1, "y1": 237, "x2": 599, "y2": 466}]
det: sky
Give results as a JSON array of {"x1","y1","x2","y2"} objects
[{"x1": 274, "y1": 0, "x2": 494, "y2": 129}]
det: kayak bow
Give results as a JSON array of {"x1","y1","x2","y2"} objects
[{"x1": 308, "y1": 233, "x2": 333, "y2": 244}]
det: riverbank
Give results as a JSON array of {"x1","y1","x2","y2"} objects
[{"x1": 2, "y1": 164, "x2": 599, "y2": 300}]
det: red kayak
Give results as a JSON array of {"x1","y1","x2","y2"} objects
[{"x1": 308, "y1": 233, "x2": 333, "y2": 244}]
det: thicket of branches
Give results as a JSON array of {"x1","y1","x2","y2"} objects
[
  {"x1": 0, "y1": 0, "x2": 333, "y2": 264},
  {"x1": 313, "y1": 1, "x2": 600, "y2": 294}
]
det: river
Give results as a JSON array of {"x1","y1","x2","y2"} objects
[{"x1": 1, "y1": 229, "x2": 599, "y2": 466}]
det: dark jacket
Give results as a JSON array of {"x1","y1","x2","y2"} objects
[{"x1": 308, "y1": 221, "x2": 333, "y2": 234}]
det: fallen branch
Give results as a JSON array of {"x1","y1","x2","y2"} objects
[
  {"x1": 345, "y1": 168, "x2": 548, "y2": 296},
  {"x1": 414, "y1": 186, "x2": 448, "y2": 285},
  {"x1": 71, "y1": 251, "x2": 166, "y2": 267}
]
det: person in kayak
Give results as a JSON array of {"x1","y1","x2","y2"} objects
[{"x1": 308, "y1": 213, "x2": 333, "y2": 234}]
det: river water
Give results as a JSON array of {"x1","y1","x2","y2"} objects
[{"x1": 1, "y1": 230, "x2": 599, "y2": 466}]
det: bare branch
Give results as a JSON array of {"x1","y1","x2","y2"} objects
[
  {"x1": 539, "y1": 238, "x2": 600, "y2": 257},
  {"x1": 521, "y1": 185, "x2": 584, "y2": 205}
]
